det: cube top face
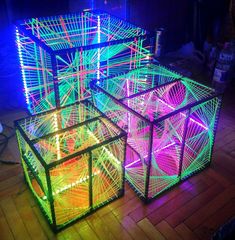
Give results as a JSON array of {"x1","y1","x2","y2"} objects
[
  {"x1": 96, "y1": 70, "x2": 216, "y2": 124},
  {"x1": 16, "y1": 11, "x2": 147, "y2": 52},
  {"x1": 96, "y1": 64, "x2": 182, "y2": 100},
  {"x1": 15, "y1": 100, "x2": 125, "y2": 167}
]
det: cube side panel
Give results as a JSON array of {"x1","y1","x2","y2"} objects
[
  {"x1": 148, "y1": 111, "x2": 186, "y2": 199},
  {"x1": 16, "y1": 130, "x2": 52, "y2": 222},
  {"x1": 91, "y1": 137, "x2": 126, "y2": 208},
  {"x1": 22, "y1": 160, "x2": 53, "y2": 222},
  {"x1": 16, "y1": 130, "x2": 49, "y2": 194},
  {"x1": 181, "y1": 97, "x2": 221, "y2": 179},
  {"x1": 16, "y1": 28, "x2": 56, "y2": 114},
  {"x1": 91, "y1": 87, "x2": 150, "y2": 197},
  {"x1": 48, "y1": 153, "x2": 90, "y2": 227},
  {"x1": 125, "y1": 144, "x2": 148, "y2": 198}
]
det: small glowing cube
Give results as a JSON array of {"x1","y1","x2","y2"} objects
[{"x1": 15, "y1": 100, "x2": 126, "y2": 231}]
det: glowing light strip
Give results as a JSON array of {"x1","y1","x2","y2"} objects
[
  {"x1": 16, "y1": 27, "x2": 30, "y2": 105},
  {"x1": 97, "y1": 15, "x2": 101, "y2": 80},
  {"x1": 53, "y1": 113, "x2": 61, "y2": 160},
  {"x1": 42, "y1": 170, "x2": 100, "y2": 200},
  {"x1": 126, "y1": 78, "x2": 131, "y2": 133},
  {"x1": 125, "y1": 141, "x2": 176, "y2": 168},
  {"x1": 157, "y1": 98, "x2": 208, "y2": 130}
]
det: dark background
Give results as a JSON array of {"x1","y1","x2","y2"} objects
[{"x1": 0, "y1": 0, "x2": 230, "y2": 112}]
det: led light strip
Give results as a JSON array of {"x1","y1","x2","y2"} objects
[
  {"x1": 53, "y1": 113, "x2": 61, "y2": 160},
  {"x1": 126, "y1": 78, "x2": 131, "y2": 133},
  {"x1": 42, "y1": 170, "x2": 100, "y2": 200},
  {"x1": 157, "y1": 98, "x2": 208, "y2": 130},
  {"x1": 97, "y1": 15, "x2": 101, "y2": 80},
  {"x1": 125, "y1": 141, "x2": 176, "y2": 168},
  {"x1": 16, "y1": 28, "x2": 30, "y2": 105}
]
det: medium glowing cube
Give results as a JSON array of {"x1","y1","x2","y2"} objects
[
  {"x1": 91, "y1": 64, "x2": 222, "y2": 202},
  {"x1": 15, "y1": 100, "x2": 126, "y2": 231},
  {"x1": 15, "y1": 10, "x2": 150, "y2": 115}
]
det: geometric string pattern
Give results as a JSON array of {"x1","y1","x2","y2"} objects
[
  {"x1": 15, "y1": 100, "x2": 127, "y2": 231},
  {"x1": 15, "y1": 10, "x2": 150, "y2": 114},
  {"x1": 19, "y1": 11, "x2": 145, "y2": 50},
  {"x1": 92, "y1": 69, "x2": 222, "y2": 202},
  {"x1": 15, "y1": 10, "x2": 223, "y2": 231},
  {"x1": 56, "y1": 40, "x2": 150, "y2": 107}
]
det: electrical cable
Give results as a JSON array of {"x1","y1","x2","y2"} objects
[{"x1": 0, "y1": 123, "x2": 19, "y2": 164}]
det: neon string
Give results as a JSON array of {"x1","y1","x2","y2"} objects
[{"x1": 125, "y1": 142, "x2": 176, "y2": 168}]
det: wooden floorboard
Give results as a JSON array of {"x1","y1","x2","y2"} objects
[
  {"x1": 155, "y1": 221, "x2": 182, "y2": 240},
  {"x1": 0, "y1": 206, "x2": 14, "y2": 240},
  {"x1": 174, "y1": 223, "x2": 199, "y2": 240},
  {"x1": 137, "y1": 218, "x2": 165, "y2": 240},
  {"x1": 165, "y1": 183, "x2": 224, "y2": 227},
  {"x1": 184, "y1": 185, "x2": 235, "y2": 230},
  {"x1": 194, "y1": 197, "x2": 235, "y2": 240},
  {"x1": 101, "y1": 212, "x2": 133, "y2": 240},
  {"x1": 147, "y1": 180, "x2": 209, "y2": 226},
  {"x1": 120, "y1": 215, "x2": 149, "y2": 240},
  {"x1": 0, "y1": 84, "x2": 235, "y2": 239},
  {"x1": 74, "y1": 219, "x2": 99, "y2": 240},
  {"x1": 0, "y1": 197, "x2": 31, "y2": 240}
]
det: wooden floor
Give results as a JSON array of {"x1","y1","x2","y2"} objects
[{"x1": 0, "y1": 88, "x2": 235, "y2": 240}]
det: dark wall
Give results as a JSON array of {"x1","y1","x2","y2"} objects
[
  {"x1": 0, "y1": 0, "x2": 22, "y2": 111},
  {"x1": 129, "y1": 0, "x2": 192, "y2": 51},
  {"x1": 5, "y1": 0, "x2": 69, "y2": 20}
]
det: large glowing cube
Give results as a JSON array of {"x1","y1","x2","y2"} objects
[
  {"x1": 15, "y1": 100, "x2": 126, "y2": 231},
  {"x1": 91, "y1": 64, "x2": 222, "y2": 202},
  {"x1": 15, "y1": 10, "x2": 150, "y2": 115}
]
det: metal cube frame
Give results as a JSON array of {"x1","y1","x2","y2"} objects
[
  {"x1": 15, "y1": 10, "x2": 151, "y2": 115},
  {"x1": 15, "y1": 100, "x2": 127, "y2": 231},
  {"x1": 91, "y1": 64, "x2": 222, "y2": 202}
]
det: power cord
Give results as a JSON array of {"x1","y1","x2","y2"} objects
[{"x1": 0, "y1": 123, "x2": 19, "y2": 165}]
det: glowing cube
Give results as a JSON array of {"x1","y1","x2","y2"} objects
[
  {"x1": 91, "y1": 64, "x2": 222, "y2": 202},
  {"x1": 15, "y1": 100, "x2": 126, "y2": 231},
  {"x1": 15, "y1": 10, "x2": 150, "y2": 115}
]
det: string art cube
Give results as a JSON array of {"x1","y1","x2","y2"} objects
[
  {"x1": 15, "y1": 100, "x2": 127, "y2": 231},
  {"x1": 91, "y1": 64, "x2": 222, "y2": 202},
  {"x1": 15, "y1": 10, "x2": 151, "y2": 115}
]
